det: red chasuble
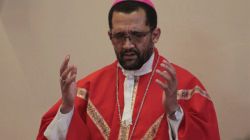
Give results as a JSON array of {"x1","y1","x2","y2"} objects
[{"x1": 37, "y1": 49, "x2": 220, "y2": 140}]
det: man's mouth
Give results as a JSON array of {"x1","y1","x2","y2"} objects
[{"x1": 123, "y1": 52, "x2": 137, "y2": 60}]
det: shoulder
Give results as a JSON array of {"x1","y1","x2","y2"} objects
[
  {"x1": 76, "y1": 61, "x2": 117, "y2": 88},
  {"x1": 170, "y1": 63, "x2": 212, "y2": 101},
  {"x1": 159, "y1": 55, "x2": 198, "y2": 84},
  {"x1": 172, "y1": 63, "x2": 206, "y2": 90},
  {"x1": 75, "y1": 61, "x2": 117, "y2": 100},
  {"x1": 159, "y1": 55, "x2": 211, "y2": 101},
  {"x1": 159, "y1": 54, "x2": 205, "y2": 90},
  {"x1": 172, "y1": 64, "x2": 196, "y2": 81}
]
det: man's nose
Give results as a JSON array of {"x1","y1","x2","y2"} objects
[{"x1": 123, "y1": 37, "x2": 135, "y2": 49}]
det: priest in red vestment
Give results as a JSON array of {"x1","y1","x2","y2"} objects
[{"x1": 37, "y1": 0, "x2": 220, "y2": 140}]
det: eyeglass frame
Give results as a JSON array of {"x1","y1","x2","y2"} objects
[{"x1": 109, "y1": 30, "x2": 152, "y2": 44}]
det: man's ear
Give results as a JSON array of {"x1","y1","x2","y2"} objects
[{"x1": 152, "y1": 28, "x2": 161, "y2": 43}]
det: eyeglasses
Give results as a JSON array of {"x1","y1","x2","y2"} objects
[{"x1": 110, "y1": 30, "x2": 151, "y2": 44}]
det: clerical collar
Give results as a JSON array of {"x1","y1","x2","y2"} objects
[{"x1": 118, "y1": 52, "x2": 155, "y2": 77}]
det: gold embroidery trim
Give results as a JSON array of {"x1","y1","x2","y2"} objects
[
  {"x1": 118, "y1": 77, "x2": 139, "y2": 140},
  {"x1": 118, "y1": 124, "x2": 130, "y2": 140},
  {"x1": 77, "y1": 88, "x2": 88, "y2": 100},
  {"x1": 87, "y1": 100, "x2": 110, "y2": 140},
  {"x1": 177, "y1": 85, "x2": 211, "y2": 100},
  {"x1": 142, "y1": 114, "x2": 164, "y2": 140}
]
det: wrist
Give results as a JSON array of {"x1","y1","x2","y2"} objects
[
  {"x1": 167, "y1": 105, "x2": 180, "y2": 120},
  {"x1": 165, "y1": 100, "x2": 178, "y2": 113},
  {"x1": 60, "y1": 103, "x2": 73, "y2": 114}
]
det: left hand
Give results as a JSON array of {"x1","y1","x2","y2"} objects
[{"x1": 156, "y1": 60, "x2": 179, "y2": 115}]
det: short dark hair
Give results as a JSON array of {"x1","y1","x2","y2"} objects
[{"x1": 108, "y1": 1, "x2": 157, "y2": 31}]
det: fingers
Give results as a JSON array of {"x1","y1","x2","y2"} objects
[
  {"x1": 60, "y1": 55, "x2": 70, "y2": 75},
  {"x1": 59, "y1": 55, "x2": 77, "y2": 91},
  {"x1": 156, "y1": 69, "x2": 171, "y2": 82},
  {"x1": 61, "y1": 66, "x2": 77, "y2": 89},
  {"x1": 68, "y1": 66, "x2": 77, "y2": 83},
  {"x1": 70, "y1": 65, "x2": 77, "y2": 77},
  {"x1": 161, "y1": 60, "x2": 176, "y2": 80},
  {"x1": 156, "y1": 60, "x2": 176, "y2": 84},
  {"x1": 156, "y1": 79, "x2": 168, "y2": 89},
  {"x1": 155, "y1": 60, "x2": 177, "y2": 95},
  {"x1": 65, "y1": 70, "x2": 77, "y2": 85},
  {"x1": 61, "y1": 65, "x2": 75, "y2": 81},
  {"x1": 156, "y1": 78, "x2": 174, "y2": 96}
]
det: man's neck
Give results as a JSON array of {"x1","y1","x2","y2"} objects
[{"x1": 119, "y1": 52, "x2": 155, "y2": 77}]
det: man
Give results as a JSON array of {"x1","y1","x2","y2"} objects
[{"x1": 37, "y1": 0, "x2": 220, "y2": 140}]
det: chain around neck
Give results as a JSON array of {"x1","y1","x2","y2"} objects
[{"x1": 115, "y1": 55, "x2": 160, "y2": 140}]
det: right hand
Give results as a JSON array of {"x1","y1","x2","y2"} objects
[{"x1": 59, "y1": 55, "x2": 77, "y2": 114}]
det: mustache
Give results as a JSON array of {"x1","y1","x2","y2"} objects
[{"x1": 120, "y1": 48, "x2": 139, "y2": 57}]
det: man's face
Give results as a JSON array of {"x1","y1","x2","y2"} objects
[{"x1": 109, "y1": 8, "x2": 155, "y2": 70}]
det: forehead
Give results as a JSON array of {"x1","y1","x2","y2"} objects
[{"x1": 111, "y1": 8, "x2": 149, "y2": 32}]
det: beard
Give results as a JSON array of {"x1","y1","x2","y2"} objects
[{"x1": 116, "y1": 45, "x2": 153, "y2": 70}]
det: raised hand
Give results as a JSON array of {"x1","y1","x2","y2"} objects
[
  {"x1": 155, "y1": 60, "x2": 179, "y2": 117},
  {"x1": 59, "y1": 55, "x2": 77, "y2": 114}
]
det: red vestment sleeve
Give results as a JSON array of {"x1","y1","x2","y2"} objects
[
  {"x1": 178, "y1": 77, "x2": 220, "y2": 140},
  {"x1": 36, "y1": 99, "x2": 62, "y2": 140},
  {"x1": 36, "y1": 97, "x2": 90, "y2": 140},
  {"x1": 66, "y1": 97, "x2": 90, "y2": 140}
]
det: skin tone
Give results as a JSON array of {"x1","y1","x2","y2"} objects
[
  {"x1": 109, "y1": 8, "x2": 155, "y2": 70},
  {"x1": 59, "y1": 55, "x2": 77, "y2": 113},
  {"x1": 59, "y1": 8, "x2": 179, "y2": 116},
  {"x1": 156, "y1": 60, "x2": 179, "y2": 116}
]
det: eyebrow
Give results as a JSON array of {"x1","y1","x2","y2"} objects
[{"x1": 112, "y1": 29, "x2": 148, "y2": 33}]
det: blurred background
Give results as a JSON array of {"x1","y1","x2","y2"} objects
[{"x1": 0, "y1": 0, "x2": 249, "y2": 139}]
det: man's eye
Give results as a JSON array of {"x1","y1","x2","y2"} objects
[
  {"x1": 131, "y1": 32, "x2": 144, "y2": 37},
  {"x1": 114, "y1": 33, "x2": 125, "y2": 38}
]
